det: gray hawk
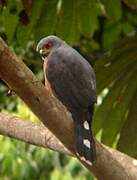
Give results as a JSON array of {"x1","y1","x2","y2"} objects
[{"x1": 36, "y1": 35, "x2": 96, "y2": 165}]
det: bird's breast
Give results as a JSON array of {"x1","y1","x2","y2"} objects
[{"x1": 43, "y1": 58, "x2": 53, "y2": 95}]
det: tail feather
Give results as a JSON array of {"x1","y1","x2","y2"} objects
[{"x1": 73, "y1": 110, "x2": 96, "y2": 165}]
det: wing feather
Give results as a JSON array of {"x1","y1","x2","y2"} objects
[{"x1": 46, "y1": 45, "x2": 96, "y2": 109}]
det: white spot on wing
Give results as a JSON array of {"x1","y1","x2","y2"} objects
[
  {"x1": 133, "y1": 159, "x2": 137, "y2": 166},
  {"x1": 83, "y1": 121, "x2": 89, "y2": 130},
  {"x1": 79, "y1": 156, "x2": 92, "y2": 166},
  {"x1": 80, "y1": 156, "x2": 86, "y2": 161},
  {"x1": 85, "y1": 160, "x2": 92, "y2": 166},
  {"x1": 83, "y1": 139, "x2": 91, "y2": 148},
  {"x1": 91, "y1": 80, "x2": 96, "y2": 90}
]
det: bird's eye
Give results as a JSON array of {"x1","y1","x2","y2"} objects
[{"x1": 44, "y1": 42, "x2": 52, "y2": 49}]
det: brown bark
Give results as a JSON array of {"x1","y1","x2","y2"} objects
[
  {"x1": 0, "y1": 113, "x2": 137, "y2": 180},
  {"x1": 0, "y1": 37, "x2": 137, "y2": 180},
  {"x1": 1, "y1": 113, "x2": 137, "y2": 175},
  {"x1": 0, "y1": 113, "x2": 69, "y2": 155}
]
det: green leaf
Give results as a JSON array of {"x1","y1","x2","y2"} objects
[
  {"x1": 94, "y1": 75, "x2": 125, "y2": 135},
  {"x1": 126, "y1": 11, "x2": 137, "y2": 25},
  {"x1": 96, "y1": 51, "x2": 137, "y2": 93},
  {"x1": 122, "y1": 22, "x2": 135, "y2": 35},
  {"x1": 95, "y1": 35, "x2": 137, "y2": 93},
  {"x1": 34, "y1": 0, "x2": 58, "y2": 42},
  {"x1": 2, "y1": 0, "x2": 21, "y2": 42},
  {"x1": 101, "y1": 70, "x2": 137, "y2": 146},
  {"x1": 78, "y1": 0, "x2": 99, "y2": 36},
  {"x1": 16, "y1": 0, "x2": 45, "y2": 47},
  {"x1": 93, "y1": 63, "x2": 137, "y2": 134},
  {"x1": 123, "y1": 0, "x2": 137, "y2": 11},
  {"x1": 56, "y1": 0, "x2": 80, "y2": 44},
  {"x1": 103, "y1": 22, "x2": 121, "y2": 49},
  {"x1": 100, "y1": 0, "x2": 121, "y2": 21},
  {"x1": 117, "y1": 90, "x2": 137, "y2": 158}
]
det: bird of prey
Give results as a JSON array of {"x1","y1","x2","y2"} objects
[{"x1": 36, "y1": 36, "x2": 96, "y2": 165}]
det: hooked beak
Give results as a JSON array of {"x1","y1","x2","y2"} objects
[{"x1": 39, "y1": 48, "x2": 50, "y2": 60}]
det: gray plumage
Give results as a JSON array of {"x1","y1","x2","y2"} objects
[{"x1": 37, "y1": 35, "x2": 97, "y2": 164}]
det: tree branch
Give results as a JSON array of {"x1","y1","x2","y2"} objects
[
  {"x1": 0, "y1": 37, "x2": 137, "y2": 180},
  {"x1": 0, "y1": 113, "x2": 137, "y2": 179},
  {"x1": 0, "y1": 113, "x2": 70, "y2": 155}
]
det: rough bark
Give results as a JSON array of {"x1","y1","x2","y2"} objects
[
  {"x1": 0, "y1": 37, "x2": 137, "y2": 180},
  {"x1": 0, "y1": 113, "x2": 137, "y2": 180},
  {"x1": 0, "y1": 113, "x2": 69, "y2": 155}
]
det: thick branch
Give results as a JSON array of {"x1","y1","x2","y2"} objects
[
  {"x1": 0, "y1": 113, "x2": 70, "y2": 155},
  {"x1": 0, "y1": 113, "x2": 137, "y2": 179},
  {"x1": 0, "y1": 37, "x2": 137, "y2": 180}
]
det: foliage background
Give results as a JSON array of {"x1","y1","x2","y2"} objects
[{"x1": 0, "y1": 0, "x2": 137, "y2": 179}]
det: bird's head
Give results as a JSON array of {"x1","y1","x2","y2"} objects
[{"x1": 36, "y1": 35, "x2": 64, "y2": 60}]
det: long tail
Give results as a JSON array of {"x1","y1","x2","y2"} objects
[{"x1": 72, "y1": 109, "x2": 96, "y2": 165}]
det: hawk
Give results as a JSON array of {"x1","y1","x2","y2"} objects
[{"x1": 36, "y1": 36, "x2": 96, "y2": 165}]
